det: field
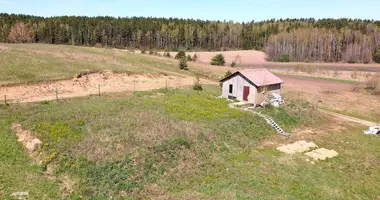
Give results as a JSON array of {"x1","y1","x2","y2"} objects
[{"x1": 1, "y1": 44, "x2": 380, "y2": 199}]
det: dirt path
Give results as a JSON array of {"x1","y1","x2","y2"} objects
[
  {"x1": 0, "y1": 71, "x2": 214, "y2": 103},
  {"x1": 320, "y1": 109, "x2": 377, "y2": 127}
]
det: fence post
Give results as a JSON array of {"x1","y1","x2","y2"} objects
[
  {"x1": 56, "y1": 88, "x2": 58, "y2": 101},
  {"x1": 4, "y1": 95, "x2": 6, "y2": 105},
  {"x1": 98, "y1": 84, "x2": 101, "y2": 96}
]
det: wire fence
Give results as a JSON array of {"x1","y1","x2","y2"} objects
[{"x1": 1, "y1": 78, "x2": 175, "y2": 105}]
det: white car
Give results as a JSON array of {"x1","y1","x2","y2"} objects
[{"x1": 363, "y1": 126, "x2": 380, "y2": 135}]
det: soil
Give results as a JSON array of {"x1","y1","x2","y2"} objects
[
  {"x1": 1, "y1": 71, "x2": 214, "y2": 103},
  {"x1": 304, "y1": 148, "x2": 339, "y2": 161},
  {"x1": 277, "y1": 140, "x2": 318, "y2": 154},
  {"x1": 11, "y1": 123, "x2": 42, "y2": 154}
]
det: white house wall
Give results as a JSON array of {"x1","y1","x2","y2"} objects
[{"x1": 222, "y1": 74, "x2": 257, "y2": 103}]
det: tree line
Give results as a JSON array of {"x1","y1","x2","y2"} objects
[{"x1": 1, "y1": 13, "x2": 380, "y2": 63}]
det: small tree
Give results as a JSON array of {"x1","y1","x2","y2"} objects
[
  {"x1": 279, "y1": 54, "x2": 291, "y2": 62},
  {"x1": 193, "y1": 76, "x2": 203, "y2": 91},
  {"x1": 175, "y1": 51, "x2": 186, "y2": 59},
  {"x1": 220, "y1": 70, "x2": 232, "y2": 87},
  {"x1": 8, "y1": 22, "x2": 33, "y2": 43},
  {"x1": 141, "y1": 49, "x2": 146, "y2": 54},
  {"x1": 164, "y1": 51, "x2": 171, "y2": 57},
  {"x1": 192, "y1": 54, "x2": 198, "y2": 62},
  {"x1": 373, "y1": 46, "x2": 380, "y2": 64},
  {"x1": 187, "y1": 55, "x2": 192, "y2": 61},
  {"x1": 179, "y1": 57, "x2": 188, "y2": 70},
  {"x1": 210, "y1": 54, "x2": 225, "y2": 66},
  {"x1": 149, "y1": 50, "x2": 154, "y2": 55}
]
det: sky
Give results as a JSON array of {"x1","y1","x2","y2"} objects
[{"x1": 0, "y1": 0, "x2": 378, "y2": 22}]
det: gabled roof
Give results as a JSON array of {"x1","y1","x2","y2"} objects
[{"x1": 220, "y1": 68, "x2": 284, "y2": 87}]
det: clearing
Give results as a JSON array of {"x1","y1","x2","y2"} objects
[{"x1": 1, "y1": 44, "x2": 380, "y2": 199}]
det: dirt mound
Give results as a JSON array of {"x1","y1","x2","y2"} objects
[
  {"x1": 1, "y1": 71, "x2": 210, "y2": 103},
  {"x1": 277, "y1": 140, "x2": 318, "y2": 154},
  {"x1": 11, "y1": 123, "x2": 42, "y2": 152},
  {"x1": 305, "y1": 148, "x2": 338, "y2": 161}
]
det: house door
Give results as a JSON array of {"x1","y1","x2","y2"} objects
[{"x1": 243, "y1": 86, "x2": 250, "y2": 101}]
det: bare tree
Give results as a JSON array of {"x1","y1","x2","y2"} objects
[{"x1": 8, "y1": 22, "x2": 33, "y2": 43}]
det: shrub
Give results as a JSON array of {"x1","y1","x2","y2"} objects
[
  {"x1": 179, "y1": 57, "x2": 188, "y2": 70},
  {"x1": 175, "y1": 51, "x2": 186, "y2": 59},
  {"x1": 149, "y1": 50, "x2": 154, "y2": 55},
  {"x1": 279, "y1": 54, "x2": 291, "y2": 62},
  {"x1": 192, "y1": 54, "x2": 198, "y2": 62},
  {"x1": 220, "y1": 70, "x2": 233, "y2": 87},
  {"x1": 164, "y1": 51, "x2": 171, "y2": 58},
  {"x1": 231, "y1": 61, "x2": 237, "y2": 67},
  {"x1": 366, "y1": 73, "x2": 380, "y2": 90},
  {"x1": 141, "y1": 49, "x2": 146, "y2": 54},
  {"x1": 187, "y1": 55, "x2": 193, "y2": 61},
  {"x1": 193, "y1": 76, "x2": 203, "y2": 91},
  {"x1": 210, "y1": 54, "x2": 225, "y2": 66},
  {"x1": 373, "y1": 46, "x2": 380, "y2": 63}
]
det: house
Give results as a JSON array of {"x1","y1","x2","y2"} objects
[{"x1": 220, "y1": 68, "x2": 284, "y2": 104}]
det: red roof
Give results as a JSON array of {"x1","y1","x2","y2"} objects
[{"x1": 221, "y1": 68, "x2": 283, "y2": 87}]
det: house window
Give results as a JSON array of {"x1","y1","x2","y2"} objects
[{"x1": 229, "y1": 84, "x2": 233, "y2": 93}]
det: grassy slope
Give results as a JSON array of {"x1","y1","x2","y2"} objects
[
  {"x1": 0, "y1": 44, "x2": 179, "y2": 85},
  {"x1": 1, "y1": 85, "x2": 379, "y2": 199}
]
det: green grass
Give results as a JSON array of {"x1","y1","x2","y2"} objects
[
  {"x1": 0, "y1": 86, "x2": 320, "y2": 199},
  {"x1": 0, "y1": 43, "x2": 186, "y2": 85},
  {"x1": 0, "y1": 107, "x2": 59, "y2": 199}
]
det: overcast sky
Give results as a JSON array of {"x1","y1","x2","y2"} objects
[{"x1": 0, "y1": 0, "x2": 378, "y2": 22}]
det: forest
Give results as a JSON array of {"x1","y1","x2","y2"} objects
[{"x1": 1, "y1": 13, "x2": 380, "y2": 63}]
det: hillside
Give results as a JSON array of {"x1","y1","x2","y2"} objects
[
  {"x1": 1, "y1": 13, "x2": 380, "y2": 63},
  {"x1": 1, "y1": 44, "x2": 380, "y2": 199}
]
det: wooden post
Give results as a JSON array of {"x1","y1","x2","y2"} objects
[
  {"x1": 56, "y1": 88, "x2": 58, "y2": 101},
  {"x1": 98, "y1": 84, "x2": 101, "y2": 96},
  {"x1": 165, "y1": 79, "x2": 168, "y2": 90},
  {"x1": 4, "y1": 95, "x2": 6, "y2": 105}
]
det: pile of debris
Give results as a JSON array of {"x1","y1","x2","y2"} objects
[
  {"x1": 363, "y1": 126, "x2": 380, "y2": 135},
  {"x1": 277, "y1": 140, "x2": 338, "y2": 163},
  {"x1": 261, "y1": 93, "x2": 285, "y2": 107}
]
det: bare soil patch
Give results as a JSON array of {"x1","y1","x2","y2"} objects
[
  {"x1": 1, "y1": 71, "x2": 212, "y2": 103},
  {"x1": 11, "y1": 123, "x2": 42, "y2": 161}
]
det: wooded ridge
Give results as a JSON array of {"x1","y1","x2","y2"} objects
[{"x1": 2, "y1": 13, "x2": 380, "y2": 63}]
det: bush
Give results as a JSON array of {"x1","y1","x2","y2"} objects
[
  {"x1": 373, "y1": 46, "x2": 380, "y2": 63},
  {"x1": 149, "y1": 50, "x2": 154, "y2": 55},
  {"x1": 187, "y1": 55, "x2": 193, "y2": 61},
  {"x1": 192, "y1": 54, "x2": 198, "y2": 62},
  {"x1": 164, "y1": 51, "x2": 171, "y2": 58},
  {"x1": 366, "y1": 73, "x2": 380, "y2": 90},
  {"x1": 210, "y1": 54, "x2": 225, "y2": 66},
  {"x1": 141, "y1": 49, "x2": 146, "y2": 54},
  {"x1": 179, "y1": 57, "x2": 188, "y2": 70},
  {"x1": 230, "y1": 61, "x2": 237, "y2": 67},
  {"x1": 175, "y1": 51, "x2": 186, "y2": 59},
  {"x1": 279, "y1": 54, "x2": 291, "y2": 62},
  {"x1": 193, "y1": 77, "x2": 203, "y2": 91},
  {"x1": 220, "y1": 70, "x2": 233, "y2": 87}
]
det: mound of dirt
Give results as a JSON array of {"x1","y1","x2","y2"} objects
[
  {"x1": 305, "y1": 148, "x2": 338, "y2": 161},
  {"x1": 277, "y1": 140, "x2": 318, "y2": 154},
  {"x1": 11, "y1": 123, "x2": 42, "y2": 152}
]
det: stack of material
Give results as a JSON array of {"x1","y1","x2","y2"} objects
[
  {"x1": 269, "y1": 93, "x2": 285, "y2": 107},
  {"x1": 363, "y1": 126, "x2": 380, "y2": 135}
]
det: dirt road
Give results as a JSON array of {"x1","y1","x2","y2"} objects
[
  {"x1": 0, "y1": 71, "x2": 214, "y2": 103},
  {"x1": 320, "y1": 110, "x2": 377, "y2": 127}
]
